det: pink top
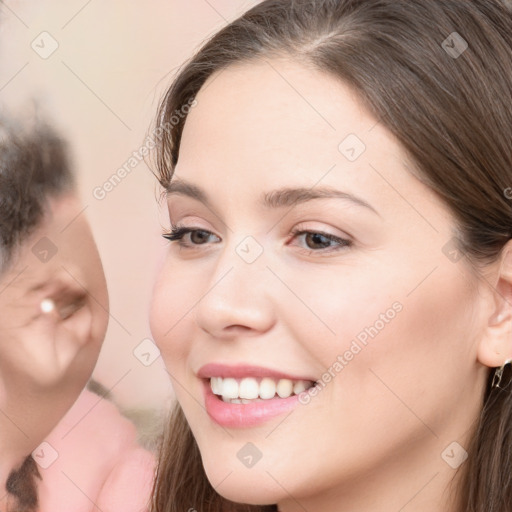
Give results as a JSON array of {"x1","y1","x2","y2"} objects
[{"x1": 36, "y1": 388, "x2": 156, "y2": 512}]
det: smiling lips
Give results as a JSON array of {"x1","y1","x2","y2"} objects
[
  {"x1": 211, "y1": 376, "x2": 314, "y2": 403},
  {"x1": 198, "y1": 363, "x2": 318, "y2": 427}
]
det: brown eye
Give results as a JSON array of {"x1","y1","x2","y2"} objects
[
  {"x1": 189, "y1": 230, "x2": 211, "y2": 244},
  {"x1": 304, "y1": 232, "x2": 334, "y2": 250},
  {"x1": 162, "y1": 226, "x2": 220, "y2": 247},
  {"x1": 290, "y1": 229, "x2": 352, "y2": 253}
]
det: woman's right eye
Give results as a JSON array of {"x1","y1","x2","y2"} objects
[{"x1": 162, "y1": 226, "x2": 220, "y2": 247}]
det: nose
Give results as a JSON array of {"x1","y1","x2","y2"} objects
[{"x1": 193, "y1": 247, "x2": 276, "y2": 340}]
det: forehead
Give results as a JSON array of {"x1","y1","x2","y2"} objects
[
  {"x1": 176, "y1": 59, "x2": 427, "y2": 212},
  {"x1": 182, "y1": 58, "x2": 374, "y2": 164}
]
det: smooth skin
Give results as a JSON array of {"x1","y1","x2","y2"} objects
[{"x1": 150, "y1": 58, "x2": 512, "y2": 512}]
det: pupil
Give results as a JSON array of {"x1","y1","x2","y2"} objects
[
  {"x1": 308, "y1": 233, "x2": 328, "y2": 249},
  {"x1": 192, "y1": 231, "x2": 207, "y2": 244}
]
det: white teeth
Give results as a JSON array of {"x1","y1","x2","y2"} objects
[
  {"x1": 276, "y1": 379, "x2": 293, "y2": 398},
  {"x1": 221, "y1": 378, "x2": 239, "y2": 399},
  {"x1": 239, "y1": 377, "x2": 259, "y2": 399},
  {"x1": 293, "y1": 380, "x2": 307, "y2": 394},
  {"x1": 211, "y1": 376, "x2": 314, "y2": 401},
  {"x1": 211, "y1": 377, "x2": 222, "y2": 395},
  {"x1": 259, "y1": 378, "x2": 276, "y2": 399}
]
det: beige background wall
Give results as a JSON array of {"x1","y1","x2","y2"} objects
[{"x1": 0, "y1": 0, "x2": 259, "y2": 409}]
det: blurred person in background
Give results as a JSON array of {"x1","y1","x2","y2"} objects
[{"x1": 0, "y1": 113, "x2": 155, "y2": 512}]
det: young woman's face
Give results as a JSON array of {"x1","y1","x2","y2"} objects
[{"x1": 150, "y1": 59, "x2": 491, "y2": 508}]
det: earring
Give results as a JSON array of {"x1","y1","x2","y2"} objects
[
  {"x1": 492, "y1": 358, "x2": 512, "y2": 389},
  {"x1": 40, "y1": 298, "x2": 56, "y2": 314}
]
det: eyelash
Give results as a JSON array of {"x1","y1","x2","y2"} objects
[{"x1": 162, "y1": 224, "x2": 352, "y2": 254}]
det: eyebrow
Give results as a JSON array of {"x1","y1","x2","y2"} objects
[{"x1": 165, "y1": 178, "x2": 380, "y2": 216}]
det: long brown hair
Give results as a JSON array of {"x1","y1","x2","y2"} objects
[{"x1": 151, "y1": 1, "x2": 512, "y2": 510}]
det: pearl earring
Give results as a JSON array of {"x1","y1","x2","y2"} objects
[{"x1": 40, "y1": 298, "x2": 56, "y2": 314}]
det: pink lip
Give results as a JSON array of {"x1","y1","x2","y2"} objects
[
  {"x1": 197, "y1": 363, "x2": 316, "y2": 382},
  {"x1": 198, "y1": 363, "x2": 316, "y2": 428},
  {"x1": 202, "y1": 379, "x2": 303, "y2": 428}
]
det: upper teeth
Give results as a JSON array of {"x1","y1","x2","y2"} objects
[{"x1": 210, "y1": 376, "x2": 314, "y2": 401}]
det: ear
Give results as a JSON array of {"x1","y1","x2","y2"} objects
[
  {"x1": 477, "y1": 239, "x2": 512, "y2": 369},
  {"x1": 20, "y1": 279, "x2": 94, "y2": 388}
]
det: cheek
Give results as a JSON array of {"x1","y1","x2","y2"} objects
[
  {"x1": 318, "y1": 262, "x2": 478, "y2": 438},
  {"x1": 370, "y1": 264, "x2": 478, "y2": 401},
  {"x1": 149, "y1": 262, "x2": 200, "y2": 367},
  {"x1": 278, "y1": 254, "x2": 478, "y2": 429},
  {"x1": 271, "y1": 259, "x2": 407, "y2": 371}
]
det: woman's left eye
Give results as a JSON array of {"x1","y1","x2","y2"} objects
[
  {"x1": 289, "y1": 229, "x2": 352, "y2": 253},
  {"x1": 162, "y1": 225, "x2": 352, "y2": 254}
]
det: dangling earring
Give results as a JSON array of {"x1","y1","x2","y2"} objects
[{"x1": 491, "y1": 358, "x2": 512, "y2": 389}]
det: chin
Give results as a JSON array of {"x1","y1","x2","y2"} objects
[
  {"x1": 202, "y1": 457, "x2": 284, "y2": 506},
  {"x1": 212, "y1": 484, "x2": 279, "y2": 507}
]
